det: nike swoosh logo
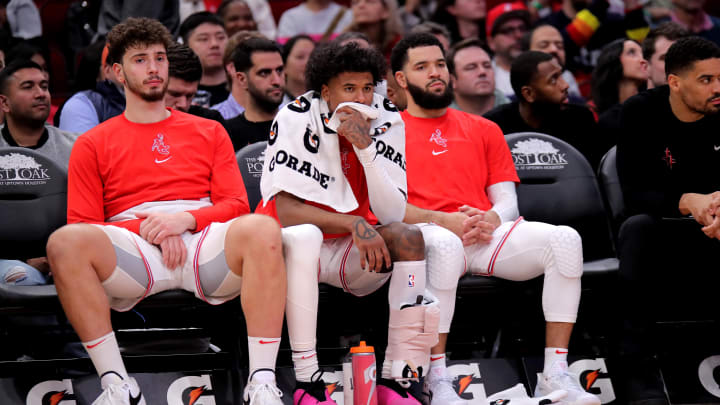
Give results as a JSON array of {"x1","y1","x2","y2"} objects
[
  {"x1": 86, "y1": 338, "x2": 107, "y2": 349},
  {"x1": 430, "y1": 356, "x2": 445, "y2": 361},
  {"x1": 129, "y1": 391, "x2": 143, "y2": 405},
  {"x1": 155, "y1": 156, "x2": 172, "y2": 163},
  {"x1": 714, "y1": 145, "x2": 720, "y2": 151},
  {"x1": 432, "y1": 150, "x2": 448, "y2": 156},
  {"x1": 555, "y1": 350, "x2": 568, "y2": 354},
  {"x1": 301, "y1": 353, "x2": 317, "y2": 360},
  {"x1": 259, "y1": 339, "x2": 280, "y2": 344}
]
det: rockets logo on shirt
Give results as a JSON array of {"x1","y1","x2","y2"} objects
[
  {"x1": 151, "y1": 133, "x2": 172, "y2": 164},
  {"x1": 429, "y1": 129, "x2": 448, "y2": 147}
]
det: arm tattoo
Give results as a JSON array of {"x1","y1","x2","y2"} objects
[
  {"x1": 340, "y1": 116, "x2": 371, "y2": 146},
  {"x1": 354, "y1": 219, "x2": 378, "y2": 240}
]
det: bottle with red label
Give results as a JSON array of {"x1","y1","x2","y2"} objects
[{"x1": 351, "y1": 341, "x2": 378, "y2": 405}]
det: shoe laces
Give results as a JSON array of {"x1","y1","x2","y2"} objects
[
  {"x1": 297, "y1": 370, "x2": 330, "y2": 403},
  {"x1": 547, "y1": 371, "x2": 584, "y2": 392},
  {"x1": 92, "y1": 382, "x2": 130, "y2": 404},
  {"x1": 247, "y1": 381, "x2": 283, "y2": 404}
]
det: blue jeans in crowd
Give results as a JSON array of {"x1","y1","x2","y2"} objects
[{"x1": 0, "y1": 260, "x2": 49, "y2": 285}]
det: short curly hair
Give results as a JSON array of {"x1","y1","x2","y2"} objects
[
  {"x1": 305, "y1": 42, "x2": 386, "y2": 93},
  {"x1": 107, "y1": 17, "x2": 174, "y2": 66}
]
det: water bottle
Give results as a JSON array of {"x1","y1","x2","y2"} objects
[
  {"x1": 343, "y1": 352, "x2": 353, "y2": 405},
  {"x1": 351, "y1": 341, "x2": 378, "y2": 405}
]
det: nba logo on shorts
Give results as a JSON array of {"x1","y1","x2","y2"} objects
[{"x1": 408, "y1": 274, "x2": 415, "y2": 287}]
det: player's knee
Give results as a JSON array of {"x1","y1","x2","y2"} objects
[
  {"x1": 380, "y1": 222, "x2": 425, "y2": 262},
  {"x1": 619, "y1": 214, "x2": 658, "y2": 243},
  {"x1": 230, "y1": 214, "x2": 283, "y2": 254},
  {"x1": 422, "y1": 225, "x2": 465, "y2": 290},
  {"x1": 548, "y1": 225, "x2": 583, "y2": 279},
  {"x1": 282, "y1": 224, "x2": 323, "y2": 275},
  {"x1": 46, "y1": 224, "x2": 94, "y2": 273},
  {"x1": 282, "y1": 224, "x2": 323, "y2": 254}
]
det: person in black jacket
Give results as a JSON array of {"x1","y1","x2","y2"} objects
[
  {"x1": 485, "y1": 51, "x2": 605, "y2": 169},
  {"x1": 164, "y1": 43, "x2": 228, "y2": 129},
  {"x1": 615, "y1": 36, "x2": 720, "y2": 405}
]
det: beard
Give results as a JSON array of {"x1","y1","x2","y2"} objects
[
  {"x1": 530, "y1": 99, "x2": 565, "y2": 117},
  {"x1": 689, "y1": 95, "x2": 720, "y2": 115},
  {"x1": 124, "y1": 72, "x2": 167, "y2": 102},
  {"x1": 248, "y1": 80, "x2": 283, "y2": 115},
  {"x1": 406, "y1": 79, "x2": 454, "y2": 110}
]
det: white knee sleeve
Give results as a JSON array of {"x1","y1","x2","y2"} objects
[
  {"x1": 420, "y1": 224, "x2": 465, "y2": 334},
  {"x1": 283, "y1": 224, "x2": 324, "y2": 352},
  {"x1": 545, "y1": 226, "x2": 583, "y2": 279},
  {"x1": 542, "y1": 225, "x2": 583, "y2": 323}
]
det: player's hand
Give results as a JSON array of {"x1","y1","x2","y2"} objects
[
  {"x1": 680, "y1": 193, "x2": 714, "y2": 226},
  {"x1": 136, "y1": 211, "x2": 196, "y2": 245},
  {"x1": 351, "y1": 218, "x2": 391, "y2": 272},
  {"x1": 436, "y1": 211, "x2": 470, "y2": 240},
  {"x1": 458, "y1": 206, "x2": 499, "y2": 245},
  {"x1": 159, "y1": 235, "x2": 187, "y2": 270},
  {"x1": 336, "y1": 107, "x2": 372, "y2": 149},
  {"x1": 705, "y1": 191, "x2": 720, "y2": 217},
  {"x1": 26, "y1": 257, "x2": 50, "y2": 273}
]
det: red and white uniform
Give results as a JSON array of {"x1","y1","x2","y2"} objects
[
  {"x1": 403, "y1": 108, "x2": 583, "y2": 324},
  {"x1": 68, "y1": 109, "x2": 249, "y2": 310}
]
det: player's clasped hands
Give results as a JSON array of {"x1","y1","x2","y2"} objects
[
  {"x1": 136, "y1": 211, "x2": 196, "y2": 270},
  {"x1": 700, "y1": 191, "x2": 720, "y2": 239},
  {"x1": 453, "y1": 205, "x2": 500, "y2": 246},
  {"x1": 352, "y1": 217, "x2": 392, "y2": 273},
  {"x1": 158, "y1": 235, "x2": 187, "y2": 270}
]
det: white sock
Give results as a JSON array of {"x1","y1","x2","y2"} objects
[
  {"x1": 429, "y1": 353, "x2": 449, "y2": 381},
  {"x1": 388, "y1": 260, "x2": 426, "y2": 310},
  {"x1": 382, "y1": 358, "x2": 392, "y2": 379},
  {"x1": 292, "y1": 349, "x2": 319, "y2": 382},
  {"x1": 248, "y1": 337, "x2": 280, "y2": 380},
  {"x1": 543, "y1": 347, "x2": 569, "y2": 376},
  {"x1": 82, "y1": 331, "x2": 128, "y2": 389}
]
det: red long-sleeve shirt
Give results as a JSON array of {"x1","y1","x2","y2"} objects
[{"x1": 67, "y1": 109, "x2": 249, "y2": 234}]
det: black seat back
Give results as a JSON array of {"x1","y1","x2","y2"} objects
[
  {"x1": 598, "y1": 146, "x2": 625, "y2": 237},
  {"x1": 0, "y1": 147, "x2": 67, "y2": 259},
  {"x1": 236, "y1": 141, "x2": 268, "y2": 212},
  {"x1": 505, "y1": 132, "x2": 614, "y2": 259}
]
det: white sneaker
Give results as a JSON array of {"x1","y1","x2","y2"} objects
[
  {"x1": 92, "y1": 377, "x2": 145, "y2": 405},
  {"x1": 488, "y1": 383, "x2": 566, "y2": 405},
  {"x1": 244, "y1": 380, "x2": 284, "y2": 405},
  {"x1": 535, "y1": 371, "x2": 600, "y2": 405},
  {"x1": 425, "y1": 370, "x2": 467, "y2": 405}
]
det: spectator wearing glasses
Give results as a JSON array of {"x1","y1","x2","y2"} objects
[{"x1": 486, "y1": 2, "x2": 530, "y2": 98}]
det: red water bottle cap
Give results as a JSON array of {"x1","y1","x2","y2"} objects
[{"x1": 350, "y1": 341, "x2": 375, "y2": 353}]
